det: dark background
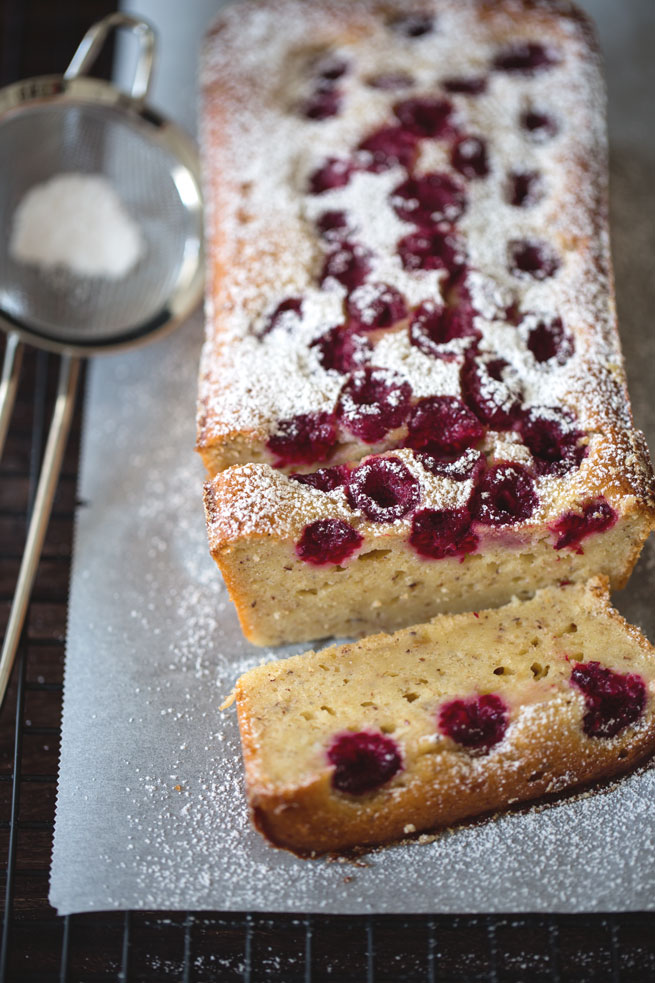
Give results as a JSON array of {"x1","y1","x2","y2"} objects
[{"x1": 1, "y1": 0, "x2": 654, "y2": 980}]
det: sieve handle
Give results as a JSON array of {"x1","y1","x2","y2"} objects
[
  {"x1": 0, "y1": 354, "x2": 80, "y2": 709},
  {"x1": 64, "y1": 12, "x2": 156, "y2": 104},
  {"x1": 0, "y1": 332, "x2": 23, "y2": 460}
]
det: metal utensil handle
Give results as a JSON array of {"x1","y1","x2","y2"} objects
[
  {"x1": 0, "y1": 355, "x2": 80, "y2": 708},
  {"x1": 64, "y1": 12, "x2": 156, "y2": 104},
  {"x1": 0, "y1": 332, "x2": 23, "y2": 460}
]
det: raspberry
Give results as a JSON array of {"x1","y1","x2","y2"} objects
[
  {"x1": 406, "y1": 396, "x2": 485, "y2": 457},
  {"x1": 507, "y1": 170, "x2": 544, "y2": 207},
  {"x1": 398, "y1": 227, "x2": 464, "y2": 274},
  {"x1": 550, "y1": 499, "x2": 617, "y2": 553},
  {"x1": 346, "y1": 282, "x2": 407, "y2": 332},
  {"x1": 520, "y1": 109, "x2": 559, "y2": 142},
  {"x1": 441, "y1": 75, "x2": 487, "y2": 95},
  {"x1": 416, "y1": 448, "x2": 485, "y2": 482},
  {"x1": 309, "y1": 158, "x2": 353, "y2": 194},
  {"x1": 409, "y1": 300, "x2": 480, "y2": 357},
  {"x1": 311, "y1": 325, "x2": 371, "y2": 373},
  {"x1": 328, "y1": 730, "x2": 402, "y2": 795},
  {"x1": 509, "y1": 239, "x2": 560, "y2": 280},
  {"x1": 346, "y1": 456, "x2": 420, "y2": 522},
  {"x1": 460, "y1": 350, "x2": 522, "y2": 429},
  {"x1": 391, "y1": 173, "x2": 467, "y2": 225},
  {"x1": 493, "y1": 42, "x2": 559, "y2": 75},
  {"x1": 290, "y1": 465, "x2": 350, "y2": 492},
  {"x1": 358, "y1": 125, "x2": 418, "y2": 173},
  {"x1": 296, "y1": 518, "x2": 363, "y2": 566},
  {"x1": 267, "y1": 412, "x2": 336, "y2": 467},
  {"x1": 526, "y1": 316, "x2": 574, "y2": 364},
  {"x1": 519, "y1": 408, "x2": 586, "y2": 476},
  {"x1": 393, "y1": 97, "x2": 454, "y2": 138},
  {"x1": 439, "y1": 693, "x2": 508, "y2": 753},
  {"x1": 258, "y1": 297, "x2": 302, "y2": 337},
  {"x1": 321, "y1": 242, "x2": 371, "y2": 292},
  {"x1": 302, "y1": 87, "x2": 342, "y2": 120},
  {"x1": 571, "y1": 662, "x2": 646, "y2": 739},
  {"x1": 338, "y1": 367, "x2": 412, "y2": 443},
  {"x1": 409, "y1": 507, "x2": 478, "y2": 560},
  {"x1": 471, "y1": 463, "x2": 538, "y2": 526},
  {"x1": 316, "y1": 209, "x2": 350, "y2": 242},
  {"x1": 450, "y1": 136, "x2": 489, "y2": 179}
]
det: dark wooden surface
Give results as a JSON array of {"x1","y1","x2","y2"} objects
[{"x1": 1, "y1": 1, "x2": 655, "y2": 980}]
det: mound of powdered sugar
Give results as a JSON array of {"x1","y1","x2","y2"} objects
[{"x1": 9, "y1": 171, "x2": 144, "y2": 280}]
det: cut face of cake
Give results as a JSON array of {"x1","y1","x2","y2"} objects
[
  {"x1": 198, "y1": 0, "x2": 655, "y2": 645},
  {"x1": 233, "y1": 579, "x2": 655, "y2": 854}
]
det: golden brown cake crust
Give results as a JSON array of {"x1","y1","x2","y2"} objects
[{"x1": 234, "y1": 579, "x2": 655, "y2": 854}]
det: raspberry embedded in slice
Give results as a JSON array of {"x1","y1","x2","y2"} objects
[
  {"x1": 296, "y1": 518, "x2": 363, "y2": 566},
  {"x1": 441, "y1": 75, "x2": 488, "y2": 95},
  {"x1": 346, "y1": 282, "x2": 408, "y2": 332},
  {"x1": 328, "y1": 730, "x2": 403, "y2": 795},
  {"x1": 519, "y1": 408, "x2": 587, "y2": 476},
  {"x1": 492, "y1": 42, "x2": 559, "y2": 75},
  {"x1": 460, "y1": 350, "x2": 521, "y2": 429},
  {"x1": 391, "y1": 173, "x2": 467, "y2": 225},
  {"x1": 409, "y1": 506, "x2": 479, "y2": 560},
  {"x1": 321, "y1": 241, "x2": 371, "y2": 292},
  {"x1": 267, "y1": 411, "x2": 336, "y2": 467},
  {"x1": 507, "y1": 170, "x2": 544, "y2": 207},
  {"x1": 367, "y1": 72, "x2": 415, "y2": 90},
  {"x1": 521, "y1": 109, "x2": 559, "y2": 142},
  {"x1": 311, "y1": 325, "x2": 371, "y2": 373},
  {"x1": 346, "y1": 455, "x2": 420, "y2": 522},
  {"x1": 471, "y1": 462, "x2": 538, "y2": 526},
  {"x1": 389, "y1": 11, "x2": 435, "y2": 37},
  {"x1": 338, "y1": 367, "x2": 412, "y2": 443},
  {"x1": 550, "y1": 499, "x2": 617, "y2": 553},
  {"x1": 302, "y1": 87, "x2": 342, "y2": 120},
  {"x1": 570, "y1": 662, "x2": 647, "y2": 739},
  {"x1": 526, "y1": 316, "x2": 574, "y2": 364},
  {"x1": 398, "y1": 227, "x2": 464, "y2": 274},
  {"x1": 358, "y1": 125, "x2": 418, "y2": 173},
  {"x1": 406, "y1": 395, "x2": 485, "y2": 457},
  {"x1": 290, "y1": 464, "x2": 350, "y2": 492},
  {"x1": 450, "y1": 136, "x2": 489, "y2": 180},
  {"x1": 393, "y1": 97, "x2": 454, "y2": 139},
  {"x1": 258, "y1": 297, "x2": 303, "y2": 337},
  {"x1": 309, "y1": 158, "x2": 353, "y2": 195},
  {"x1": 438, "y1": 693, "x2": 508, "y2": 753},
  {"x1": 416, "y1": 447, "x2": 486, "y2": 482},
  {"x1": 509, "y1": 239, "x2": 560, "y2": 281},
  {"x1": 409, "y1": 300, "x2": 480, "y2": 357}
]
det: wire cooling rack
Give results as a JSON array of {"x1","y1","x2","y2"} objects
[{"x1": 1, "y1": 3, "x2": 655, "y2": 981}]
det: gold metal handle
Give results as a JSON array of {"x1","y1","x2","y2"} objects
[{"x1": 0, "y1": 355, "x2": 80, "y2": 708}]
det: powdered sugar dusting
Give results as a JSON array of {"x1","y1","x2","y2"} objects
[{"x1": 197, "y1": 0, "x2": 648, "y2": 504}]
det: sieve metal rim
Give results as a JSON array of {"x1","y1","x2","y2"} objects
[{"x1": 0, "y1": 73, "x2": 205, "y2": 357}]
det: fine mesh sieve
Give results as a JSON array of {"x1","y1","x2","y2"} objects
[
  {"x1": 0, "y1": 13, "x2": 204, "y2": 703},
  {"x1": 0, "y1": 102, "x2": 200, "y2": 347}
]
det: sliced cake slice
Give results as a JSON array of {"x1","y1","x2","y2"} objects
[{"x1": 233, "y1": 578, "x2": 655, "y2": 854}]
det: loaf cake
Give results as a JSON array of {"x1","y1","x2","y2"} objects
[
  {"x1": 233, "y1": 578, "x2": 655, "y2": 854},
  {"x1": 199, "y1": 0, "x2": 655, "y2": 645}
]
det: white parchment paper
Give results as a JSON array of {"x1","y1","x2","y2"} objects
[{"x1": 50, "y1": 0, "x2": 655, "y2": 915}]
